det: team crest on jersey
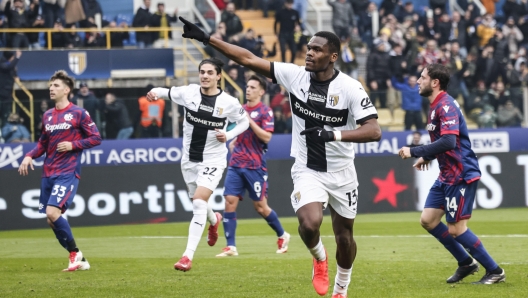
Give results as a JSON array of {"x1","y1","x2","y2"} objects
[
  {"x1": 215, "y1": 107, "x2": 224, "y2": 116},
  {"x1": 250, "y1": 111, "x2": 259, "y2": 118},
  {"x1": 443, "y1": 105, "x2": 450, "y2": 113},
  {"x1": 68, "y1": 52, "x2": 87, "y2": 75},
  {"x1": 430, "y1": 110, "x2": 435, "y2": 120},
  {"x1": 329, "y1": 95, "x2": 339, "y2": 106},
  {"x1": 64, "y1": 113, "x2": 74, "y2": 121}
]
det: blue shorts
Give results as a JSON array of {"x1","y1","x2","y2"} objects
[
  {"x1": 223, "y1": 167, "x2": 268, "y2": 201},
  {"x1": 39, "y1": 175, "x2": 80, "y2": 214},
  {"x1": 424, "y1": 179, "x2": 478, "y2": 223}
]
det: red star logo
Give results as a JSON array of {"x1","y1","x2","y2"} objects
[{"x1": 372, "y1": 169, "x2": 408, "y2": 207}]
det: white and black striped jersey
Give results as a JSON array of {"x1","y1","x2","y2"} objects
[
  {"x1": 168, "y1": 84, "x2": 246, "y2": 165},
  {"x1": 271, "y1": 62, "x2": 378, "y2": 172}
]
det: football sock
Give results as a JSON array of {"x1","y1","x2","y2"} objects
[
  {"x1": 264, "y1": 210, "x2": 284, "y2": 237},
  {"x1": 223, "y1": 212, "x2": 237, "y2": 247},
  {"x1": 428, "y1": 222, "x2": 469, "y2": 264},
  {"x1": 455, "y1": 229, "x2": 500, "y2": 272},
  {"x1": 53, "y1": 216, "x2": 76, "y2": 252},
  {"x1": 308, "y1": 238, "x2": 326, "y2": 261},
  {"x1": 206, "y1": 204, "x2": 217, "y2": 226},
  {"x1": 183, "y1": 199, "x2": 207, "y2": 260},
  {"x1": 333, "y1": 264, "x2": 352, "y2": 295}
]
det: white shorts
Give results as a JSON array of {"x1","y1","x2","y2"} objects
[
  {"x1": 290, "y1": 162, "x2": 359, "y2": 219},
  {"x1": 181, "y1": 160, "x2": 226, "y2": 197}
]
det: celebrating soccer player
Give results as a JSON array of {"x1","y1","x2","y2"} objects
[
  {"x1": 146, "y1": 58, "x2": 249, "y2": 272},
  {"x1": 399, "y1": 64, "x2": 505, "y2": 284},
  {"x1": 177, "y1": 17, "x2": 381, "y2": 297},
  {"x1": 217, "y1": 75, "x2": 290, "y2": 258},
  {"x1": 18, "y1": 70, "x2": 102, "y2": 271}
]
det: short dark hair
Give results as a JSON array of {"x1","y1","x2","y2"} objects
[
  {"x1": 425, "y1": 64, "x2": 450, "y2": 91},
  {"x1": 49, "y1": 70, "x2": 75, "y2": 95},
  {"x1": 198, "y1": 57, "x2": 224, "y2": 75},
  {"x1": 314, "y1": 31, "x2": 341, "y2": 57},
  {"x1": 248, "y1": 74, "x2": 266, "y2": 90}
]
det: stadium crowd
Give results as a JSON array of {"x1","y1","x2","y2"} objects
[{"x1": 1, "y1": 0, "x2": 527, "y2": 143}]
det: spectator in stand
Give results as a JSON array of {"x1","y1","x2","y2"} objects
[
  {"x1": 107, "y1": 20, "x2": 129, "y2": 48},
  {"x1": 5, "y1": 0, "x2": 39, "y2": 48},
  {"x1": 367, "y1": 39, "x2": 392, "y2": 108},
  {"x1": 482, "y1": 0, "x2": 499, "y2": 16},
  {"x1": 103, "y1": 93, "x2": 134, "y2": 140},
  {"x1": 436, "y1": 13, "x2": 452, "y2": 47},
  {"x1": 272, "y1": 107, "x2": 290, "y2": 134},
  {"x1": 236, "y1": 28, "x2": 263, "y2": 58},
  {"x1": 503, "y1": 17, "x2": 523, "y2": 61},
  {"x1": 270, "y1": 86, "x2": 291, "y2": 119},
  {"x1": 450, "y1": 11, "x2": 467, "y2": 57},
  {"x1": 337, "y1": 33, "x2": 366, "y2": 80},
  {"x1": 490, "y1": 81, "x2": 511, "y2": 110},
  {"x1": 0, "y1": 50, "x2": 21, "y2": 126},
  {"x1": 34, "y1": 99, "x2": 50, "y2": 140},
  {"x1": 379, "y1": 0, "x2": 398, "y2": 17},
  {"x1": 477, "y1": 13, "x2": 497, "y2": 48},
  {"x1": 509, "y1": 58, "x2": 528, "y2": 107},
  {"x1": 468, "y1": 80, "x2": 495, "y2": 127},
  {"x1": 213, "y1": 0, "x2": 226, "y2": 11},
  {"x1": 358, "y1": 2, "x2": 378, "y2": 48},
  {"x1": 497, "y1": 100, "x2": 523, "y2": 127},
  {"x1": 293, "y1": 0, "x2": 307, "y2": 25},
  {"x1": 138, "y1": 84, "x2": 164, "y2": 138},
  {"x1": 275, "y1": 0, "x2": 301, "y2": 63},
  {"x1": 488, "y1": 29, "x2": 510, "y2": 85},
  {"x1": 65, "y1": 23, "x2": 83, "y2": 48},
  {"x1": 475, "y1": 45, "x2": 498, "y2": 87},
  {"x1": 416, "y1": 39, "x2": 443, "y2": 73},
  {"x1": 518, "y1": 15, "x2": 528, "y2": 49},
  {"x1": 391, "y1": 74, "x2": 424, "y2": 130},
  {"x1": 72, "y1": 82, "x2": 101, "y2": 127},
  {"x1": 420, "y1": 17, "x2": 438, "y2": 41},
  {"x1": 84, "y1": 23, "x2": 105, "y2": 47},
  {"x1": 327, "y1": 0, "x2": 356, "y2": 41},
  {"x1": 28, "y1": 14, "x2": 45, "y2": 50},
  {"x1": 41, "y1": 0, "x2": 64, "y2": 28},
  {"x1": 1, "y1": 112, "x2": 30, "y2": 143},
  {"x1": 396, "y1": 1, "x2": 417, "y2": 23},
  {"x1": 133, "y1": 0, "x2": 154, "y2": 48},
  {"x1": 151, "y1": 2, "x2": 178, "y2": 42},
  {"x1": 429, "y1": 0, "x2": 447, "y2": 12},
  {"x1": 79, "y1": 0, "x2": 103, "y2": 28},
  {"x1": 49, "y1": 18, "x2": 69, "y2": 48},
  {"x1": 225, "y1": 66, "x2": 245, "y2": 99},
  {"x1": 221, "y1": 2, "x2": 243, "y2": 41}
]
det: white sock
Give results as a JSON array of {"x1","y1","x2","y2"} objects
[
  {"x1": 333, "y1": 264, "x2": 352, "y2": 295},
  {"x1": 308, "y1": 238, "x2": 326, "y2": 261},
  {"x1": 206, "y1": 204, "x2": 217, "y2": 225},
  {"x1": 183, "y1": 199, "x2": 207, "y2": 260}
]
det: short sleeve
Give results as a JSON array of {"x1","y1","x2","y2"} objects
[
  {"x1": 168, "y1": 85, "x2": 195, "y2": 107},
  {"x1": 271, "y1": 62, "x2": 303, "y2": 93},
  {"x1": 261, "y1": 107, "x2": 274, "y2": 132},
  {"x1": 438, "y1": 103, "x2": 460, "y2": 136},
  {"x1": 227, "y1": 99, "x2": 247, "y2": 123},
  {"x1": 348, "y1": 82, "x2": 378, "y2": 124}
]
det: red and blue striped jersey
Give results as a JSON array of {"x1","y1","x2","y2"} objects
[
  {"x1": 229, "y1": 102, "x2": 274, "y2": 170},
  {"x1": 427, "y1": 92, "x2": 480, "y2": 185},
  {"x1": 26, "y1": 102, "x2": 102, "y2": 178}
]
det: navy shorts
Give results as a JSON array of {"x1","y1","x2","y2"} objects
[
  {"x1": 223, "y1": 167, "x2": 268, "y2": 201},
  {"x1": 39, "y1": 175, "x2": 80, "y2": 214},
  {"x1": 424, "y1": 179, "x2": 478, "y2": 223}
]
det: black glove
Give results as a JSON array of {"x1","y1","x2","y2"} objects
[
  {"x1": 300, "y1": 127, "x2": 335, "y2": 142},
  {"x1": 179, "y1": 16, "x2": 210, "y2": 45}
]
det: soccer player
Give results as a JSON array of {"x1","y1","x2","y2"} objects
[
  {"x1": 146, "y1": 58, "x2": 250, "y2": 272},
  {"x1": 217, "y1": 75, "x2": 291, "y2": 258},
  {"x1": 18, "y1": 70, "x2": 102, "y2": 271},
  {"x1": 177, "y1": 17, "x2": 382, "y2": 297},
  {"x1": 398, "y1": 64, "x2": 506, "y2": 284}
]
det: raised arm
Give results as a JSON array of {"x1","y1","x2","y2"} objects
[{"x1": 179, "y1": 17, "x2": 271, "y2": 78}]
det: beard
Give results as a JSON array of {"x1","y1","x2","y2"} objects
[{"x1": 419, "y1": 84, "x2": 433, "y2": 97}]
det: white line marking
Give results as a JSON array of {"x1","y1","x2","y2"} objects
[{"x1": 126, "y1": 234, "x2": 528, "y2": 239}]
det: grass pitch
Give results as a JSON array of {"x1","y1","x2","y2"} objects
[{"x1": 1, "y1": 208, "x2": 527, "y2": 298}]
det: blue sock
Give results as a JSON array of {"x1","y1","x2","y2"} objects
[
  {"x1": 223, "y1": 212, "x2": 237, "y2": 247},
  {"x1": 428, "y1": 222, "x2": 469, "y2": 263},
  {"x1": 455, "y1": 229, "x2": 499, "y2": 272},
  {"x1": 264, "y1": 210, "x2": 284, "y2": 237},
  {"x1": 52, "y1": 228, "x2": 68, "y2": 250},
  {"x1": 53, "y1": 217, "x2": 77, "y2": 252}
]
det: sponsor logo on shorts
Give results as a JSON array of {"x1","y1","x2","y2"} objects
[{"x1": 293, "y1": 191, "x2": 301, "y2": 204}]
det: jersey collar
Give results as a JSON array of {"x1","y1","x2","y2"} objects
[
  {"x1": 245, "y1": 101, "x2": 262, "y2": 110},
  {"x1": 55, "y1": 102, "x2": 73, "y2": 111},
  {"x1": 430, "y1": 91, "x2": 447, "y2": 107}
]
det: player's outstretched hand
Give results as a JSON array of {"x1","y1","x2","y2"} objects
[
  {"x1": 146, "y1": 91, "x2": 158, "y2": 102},
  {"x1": 300, "y1": 127, "x2": 335, "y2": 142},
  {"x1": 18, "y1": 156, "x2": 34, "y2": 176},
  {"x1": 215, "y1": 128, "x2": 227, "y2": 143},
  {"x1": 413, "y1": 157, "x2": 431, "y2": 171},
  {"x1": 398, "y1": 146, "x2": 412, "y2": 159},
  {"x1": 179, "y1": 17, "x2": 210, "y2": 44}
]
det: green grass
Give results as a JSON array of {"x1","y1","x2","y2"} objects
[{"x1": 1, "y1": 208, "x2": 528, "y2": 297}]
